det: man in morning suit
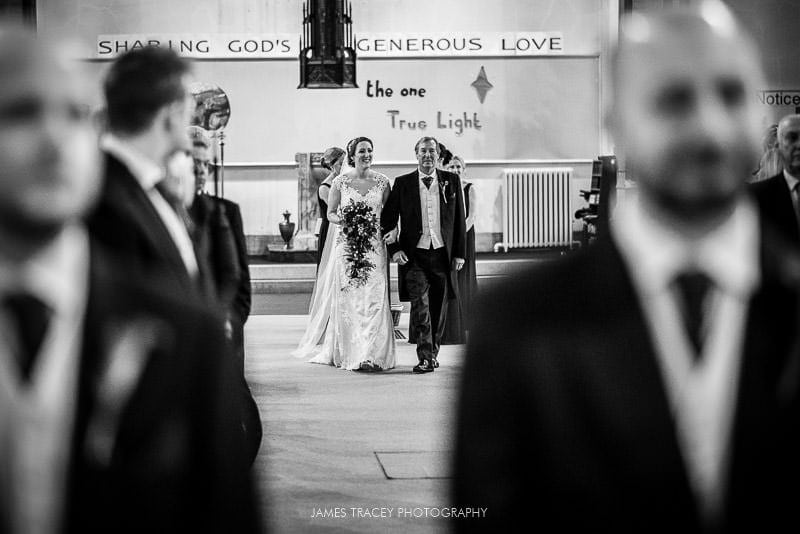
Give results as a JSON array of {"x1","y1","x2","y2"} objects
[
  {"x1": 188, "y1": 127, "x2": 252, "y2": 372},
  {"x1": 87, "y1": 46, "x2": 202, "y2": 298},
  {"x1": 183, "y1": 129, "x2": 262, "y2": 464},
  {"x1": 454, "y1": 2, "x2": 800, "y2": 532},
  {"x1": 751, "y1": 113, "x2": 800, "y2": 248},
  {"x1": 382, "y1": 137, "x2": 466, "y2": 373},
  {"x1": 0, "y1": 27, "x2": 260, "y2": 533}
]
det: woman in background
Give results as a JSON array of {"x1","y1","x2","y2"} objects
[
  {"x1": 437, "y1": 142, "x2": 453, "y2": 170},
  {"x1": 316, "y1": 146, "x2": 346, "y2": 266},
  {"x1": 753, "y1": 123, "x2": 782, "y2": 182},
  {"x1": 441, "y1": 155, "x2": 477, "y2": 344}
]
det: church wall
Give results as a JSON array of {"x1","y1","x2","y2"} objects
[{"x1": 39, "y1": 0, "x2": 618, "y2": 252}]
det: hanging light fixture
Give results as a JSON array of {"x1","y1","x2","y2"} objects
[{"x1": 298, "y1": 0, "x2": 358, "y2": 89}]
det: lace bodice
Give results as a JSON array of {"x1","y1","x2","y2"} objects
[{"x1": 333, "y1": 172, "x2": 389, "y2": 216}]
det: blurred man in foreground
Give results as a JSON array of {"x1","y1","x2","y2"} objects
[
  {"x1": 0, "y1": 27, "x2": 260, "y2": 533},
  {"x1": 187, "y1": 127, "x2": 252, "y2": 373},
  {"x1": 87, "y1": 46, "x2": 201, "y2": 298},
  {"x1": 454, "y1": 2, "x2": 800, "y2": 532}
]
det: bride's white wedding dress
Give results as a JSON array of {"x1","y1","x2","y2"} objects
[{"x1": 291, "y1": 172, "x2": 396, "y2": 370}]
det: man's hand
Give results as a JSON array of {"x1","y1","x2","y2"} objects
[
  {"x1": 224, "y1": 318, "x2": 233, "y2": 339},
  {"x1": 383, "y1": 227, "x2": 398, "y2": 245},
  {"x1": 393, "y1": 251, "x2": 409, "y2": 265},
  {"x1": 453, "y1": 257, "x2": 465, "y2": 271}
]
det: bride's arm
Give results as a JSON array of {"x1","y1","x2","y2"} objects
[{"x1": 327, "y1": 181, "x2": 342, "y2": 224}]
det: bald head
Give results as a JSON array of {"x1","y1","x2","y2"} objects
[
  {"x1": 0, "y1": 25, "x2": 101, "y2": 243},
  {"x1": 777, "y1": 114, "x2": 800, "y2": 176},
  {"x1": 609, "y1": 0, "x2": 764, "y2": 225}
]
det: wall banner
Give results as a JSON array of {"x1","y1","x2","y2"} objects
[{"x1": 95, "y1": 31, "x2": 568, "y2": 60}]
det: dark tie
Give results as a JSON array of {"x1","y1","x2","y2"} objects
[
  {"x1": 3, "y1": 293, "x2": 51, "y2": 381},
  {"x1": 674, "y1": 271, "x2": 712, "y2": 361},
  {"x1": 421, "y1": 175, "x2": 433, "y2": 189}
]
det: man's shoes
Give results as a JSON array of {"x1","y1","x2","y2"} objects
[
  {"x1": 413, "y1": 360, "x2": 435, "y2": 374},
  {"x1": 432, "y1": 357, "x2": 439, "y2": 368}
]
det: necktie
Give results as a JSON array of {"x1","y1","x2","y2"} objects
[
  {"x1": 674, "y1": 271, "x2": 712, "y2": 361},
  {"x1": 422, "y1": 175, "x2": 433, "y2": 189},
  {"x1": 3, "y1": 293, "x2": 51, "y2": 381}
]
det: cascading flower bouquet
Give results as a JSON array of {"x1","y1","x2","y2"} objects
[{"x1": 339, "y1": 199, "x2": 381, "y2": 289}]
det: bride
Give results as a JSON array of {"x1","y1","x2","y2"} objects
[{"x1": 291, "y1": 137, "x2": 396, "y2": 371}]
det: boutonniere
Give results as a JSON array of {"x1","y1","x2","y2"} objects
[
  {"x1": 85, "y1": 317, "x2": 165, "y2": 466},
  {"x1": 439, "y1": 179, "x2": 450, "y2": 203}
]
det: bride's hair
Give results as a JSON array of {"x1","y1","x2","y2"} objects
[{"x1": 346, "y1": 136, "x2": 373, "y2": 166}]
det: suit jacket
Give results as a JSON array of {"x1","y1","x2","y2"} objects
[
  {"x1": 65, "y1": 244, "x2": 261, "y2": 534},
  {"x1": 187, "y1": 195, "x2": 260, "y2": 457},
  {"x1": 86, "y1": 153, "x2": 197, "y2": 297},
  {"x1": 213, "y1": 196, "x2": 252, "y2": 327},
  {"x1": 453, "y1": 232, "x2": 800, "y2": 533},
  {"x1": 381, "y1": 169, "x2": 467, "y2": 300},
  {"x1": 190, "y1": 195, "x2": 241, "y2": 312},
  {"x1": 751, "y1": 172, "x2": 800, "y2": 248}
]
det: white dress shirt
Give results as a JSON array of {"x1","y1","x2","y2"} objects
[
  {"x1": 416, "y1": 169, "x2": 445, "y2": 250},
  {"x1": 0, "y1": 225, "x2": 90, "y2": 534},
  {"x1": 100, "y1": 134, "x2": 199, "y2": 278},
  {"x1": 612, "y1": 197, "x2": 760, "y2": 524}
]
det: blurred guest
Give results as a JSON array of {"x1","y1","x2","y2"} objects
[
  {"x1": 441, "y1": 155, "x2": 477, "y2": 344},
  {"x1": 0, "y1": 26, "x2": 259, "y2": 534},
  {"x1": 86, "y1": 46, "x2": 202, "y2": 298},
  {"x1": 454, "y1": 3, "x2": 800, "y2": 533},
  {"x1": 190, "y1": 129, "x2": 252, "y2": 362},
  {"x1": 162, "y1": 130, "x2": 262, "y2": 463},
  {"x1": 316, "y1": 146, "x2": 345, "y2": 267},
  {"x1": 752, "y1": 123, "x2": 782, "y2": 182},
  {"x1": 183, "y1": 130, "x2": 241, "y2": 334},
  {"x1": 752, "y1": 114, "x2": 800, "y2": 248}
]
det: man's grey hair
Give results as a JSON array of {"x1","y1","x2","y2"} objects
[
  {"x1": 414, "y1": 136, "x2": 439, "y2": 154},
  {"x1": 777, "y1": 114, "x2": 800, "y2": 140}
]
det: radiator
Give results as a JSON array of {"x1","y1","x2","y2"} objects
[{"x1": 496, "y1": 167, "x2": 573, "y2": 250}]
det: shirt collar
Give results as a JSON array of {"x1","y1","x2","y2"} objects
[
  {"x1": 0, "y1": 224, "x2": 89, "y2": 316},
  {"x1": 101, "y1": 133, "x2": 164, "y2": 191},
  {"x1": 783, "y1": 169, "x2": 800, "y2": 192},
  {"x1": 419, "y1": 168, "x2": 438, "y2": 181},
  {"x1": 612, "y1": 196, "x2": 760, "y2": 299}
]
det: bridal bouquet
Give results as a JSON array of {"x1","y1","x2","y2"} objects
[{"x1": 339, "y1": 199, "x2": 380, "y2": 289}]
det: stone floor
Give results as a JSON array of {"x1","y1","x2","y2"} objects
[{"x1": 245, "y1": 314, "x2": 466, "y2": 533}]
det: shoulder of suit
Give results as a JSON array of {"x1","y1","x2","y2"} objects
[
  {"x1": 396, "y1": 170, "x2": 418, "y2": 182},
  {"x1": 482, "y1": 239, "x2": 615, "y2": 318},
  {"x1": 90, "y1": 241, "x2": 219, "y2": 325},
  {"x1": 752, "y1": 172, "x2": 786, "y2": 190},
  {"x1": 212, "y1": 196, "x2": 241, "y2": 209},
  {"x1": 100, "y1": 152, "x2": 139, "y2": 194},
  {"x1": 206, "y1": 195, "x2": 238, "y2": 213}
]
